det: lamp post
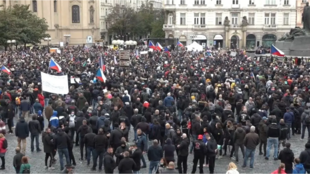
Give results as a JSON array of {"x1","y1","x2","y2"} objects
[{"x1": 44, "y1": 37, "x2": 51, "y2": 46}]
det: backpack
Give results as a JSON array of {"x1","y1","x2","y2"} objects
[
  {"x1": 15, "y1": 97, "x2": 21, "y2": 105},
  {"x1": 305, "y1": 113, "x2": 310, "y2": 125},
  {"x1": 22, "y1": 166, "x2": 30, "y2": 174},
  {"x1": 2, "y1": 139, "x2": 7, "y2": 149},
  {"x1": 68, "y1": 115, "x2": 76, "y2": 128}
]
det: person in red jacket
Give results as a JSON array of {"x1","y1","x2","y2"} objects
[
  {"x1": 37, "y1": 91, "x2": 45, "y2": 108},
  {"x1": 271, "y1": 163, "x2": 286, "y2": 174},
  {"x1": 0, "y1": 133, "x2": 7, "y2": 170}
]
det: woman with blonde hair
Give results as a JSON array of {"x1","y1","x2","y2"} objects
[
  {"x1": 271, "y1": 163, "x2": 286, "y2": 174},
  {"x1": 226, "y1": 162, "x2": 239, "y2": 174}
]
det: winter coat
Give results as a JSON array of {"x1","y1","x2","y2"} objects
[
  {"x1": 135, "y1": 133, "x2": 147, "y2": 151},
  {"x1": 118, "y1": 157, "x2": 136, "y2": 174},
  {"x1": 115, "y1": 145, "x2": 129, "y2": 165},
  {"x1": 271, "y1": 169, "x2": 286, "y2": 174},
  {"x1": 33, "y1": 102, "x2": 43, "y2": 113},
  {"x1": 234, "y1": 127, "x2": 246, "y2": 145},
  {"x1": 258, "y1": 120, "x2": 268, "y2": 142},
  {"x1": 177, "y1": 137, "x2": 189, "y2": 156},
  {"x1": 278, "y1": 148, "x2": 295, "y2": 172},
  {"x1": 49, "y1": 111, "x2": 59, "y2": 128},
  {"x1": 103, "y1": 153, "x2": 116, "y2": 172},
  {"x1": 94, "y1": 133, "x2": 108, "y2": 152},
  {"x1": 0, "y1": 137, "x2": 7, "y2": 153},
  {"x1": 293, "y1": 163, "x2": 306, "y2": 174},
  {"x1": 163, "y1": 138, "x2": 175, "y2": 161},
  {"x1": 28, "y1": 120, "x2": 41, "y2": 135},
  {"x1": 13, "y1": 152, "x2": 24, "y2": 172},
  {"x1": 299, "y1": 148, "x2": 310, "y2": 169},
  {"x1": 76, "y1": 96, "x2": 87, "y2": 111},
  {"x1": 130, "y1": 148, "x2": 142, "y2": 171},
  {"x1": 42, "y1": 132, "x2": 54, "y2": 153},
  {"x1": 284, "y1": 111, "x2": 294, "y2": 124},
  {"x1": 147, "y1": 144, "x2": 163, "y2": 161},
  {"x1": 109, "y1": 128, "x2": 123, "y2": 148},
  {"x1": 15, "y1": 117, "x2": 29, "y2": 139},
  {"x1": 37, "y1": 93, "x2": 45, "y2": 107},
  {"x1": 164, "y1": 96, "x2": 174, "y2": 107}
]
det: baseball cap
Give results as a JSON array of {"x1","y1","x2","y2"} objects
[{"x1": 198, "y1": 135, "x2": 203, "y2": 140}]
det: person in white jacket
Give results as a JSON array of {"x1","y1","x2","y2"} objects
[{"x1": 226, "y1": 162, "x2": 239, "y2": 174}]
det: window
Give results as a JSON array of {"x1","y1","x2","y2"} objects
[
  {"x1": 271, "y1": 13, "x2": 276, "y2": 25},
  {"x1": 265, "y1": 0, "x2": 276, "y2": 5},
  {"x1": 264, "y1": 13, "x2": 270, "y2": 24},
  {"x1": 201, "y1": 0, "x2": 205, "y2": 5},
  {"x1": 232, "y1": 0, "x2": 238, "y2": 4},
  {"x1": 168, "y1": 14, "x2": 173, "y2": 24},
  {"x1": 284, "y1": 0, "x2": 289, "y2": 5},
  {"x1": 248, "y1": 13, "x2": 255, "y2": 25},
  {"x1": 106, "y1": 9, "x2": 108, "y2": 16},
  {"x1": 72, "y1": 5, "x2": 80, "y2": 23},
  {"x1": 200, "y1": 13, "x2": 205, "y2": 25},
  {"x1": 32, "y1": 0, "x2": 37, "y2": 12},
  {"x1": 215, "y1": 13, "x2": 222, "y2": 25},
  {"x1": 265, "y1": 13, "x2": 276, "y2": 25},
  {"x1": 216, "y1": 0, "x2": 221, "y2": 4},
  {"x1": 194, "y1": 0, "x2": 199, "y2": 4},
  {"x1": 249, "y1": 0, "x2": 255, "y2": 5},
  {"x1": 302, "y1": 0, "x2": 307, "y2": 3},
  {"x1": 231, "y1": 13, "x2": 238, "y2": 25},
  {"x1": 194, "y1": 13, "x2": 199, "y2": 24},
  {"x1": 180, "y1": 13, "x2": 186, "y2": 25},
  {"x1": 172, "y1": 0, "x2": 174, "y2": 4},
  {"x1": 283, "y1": 13, "x2": 289, "y2": 25},
  {"x1": 180, "y1": 0, "x2": 185, "y2": 5}
]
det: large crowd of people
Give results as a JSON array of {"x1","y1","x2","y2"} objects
[{"x1": 0, "y1": 45, "x2": 309, "y2": 174}]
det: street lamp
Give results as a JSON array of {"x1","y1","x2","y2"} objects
[{"x1": 44, "y1": 37, "x2": 52, "y2": 46}]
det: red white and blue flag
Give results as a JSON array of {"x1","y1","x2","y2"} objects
[
  {"x1": 96, "y1": 69, "x2": 107, "y2": 82},
  {"x1": 148, "y1": 41, "x2": 156, "y2": 50},
  {"x1": 271, "y1": 45, "x2": 285, "y2": 57},
  {"x1": 49, "y1": 58, "x2": 62, "y2": 72},
  {"x1": 1, "y1": 66, "x2": 11, "y2": 75},
  {"x1": 99, "y1": 56, "x2": 106, "y2": 72},
  {"x1": 164, "y1": 47, "x2": 171, "y2": 57},
  {"x1": 177, "y1": 41, "x2": 184, "y2": 47},
  {"x1": 156, "y1": 42, "x2": 163, "y2": 51}
]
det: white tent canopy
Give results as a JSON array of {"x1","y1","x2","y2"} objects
[{"x1": 186, "y1": 41, "x2": 203, "y2": 51}]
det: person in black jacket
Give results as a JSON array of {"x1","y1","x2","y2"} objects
[
  {"x1": 206, "y1": 134, "x2": 217, "y2": 174},
  {"x1": 89, "y1": 111, "x2": 98, "y2": 134},
  {"x1": 177, "y1": 133, "x2": 190, "y2": 174},
  {"x1": 92, "y1": 128, "x2": 108, "y2": 171},
  {"x1": 129, "y1": 143, "x2": 142, "y2": 173},
  {"x1": 103, "y1": 147, "x2": 116, "y2": 174},
  {"x1": 15, "y1": 117, "x2": 29, "y2": 154},
  {"x1": 13, "y1": 147, "x2": 24, "y2": 173},
  {"x1": 147, "y1": 140, "x2": 163, "y2": 174},
  {"x1": 74, "y1": 111, "x2": 86, "y2": 146},
  {"x1": 77, "y1": 120, "x2": 91, "y2": 161},
  {"x1": 118, "y1": 151, "x2": 136, "y2": 174},
  {"x1": 28, "y1": 114, "x2": 41, "y2": 152},
  {"x1": 190, "y1": 115, "x2": 201, "y2": 153},
  {"x1": 191, "y1": 134, "x2": 205, "y2": 174},
  {"x1": 131, "y1": 109, "x2": 142, "y2": 138},
  {"x1": 109, "y1": 126, "x2": 123, "y2": 152},
  {"x1": 54, "y1": 128, "x2": 71, "y2": 171},
  {"x1": 278, "y1": 142, "x2": 295, "y2": 173},
  {"x1": 84, "y1": 131, "x2": 96, "y2": 166},
  {"x1": 7, "y1": 102, "x2": 14, "y2": 134},
  {"x1": 42, "y1": 128, "x2": 54, "y2": 169}
]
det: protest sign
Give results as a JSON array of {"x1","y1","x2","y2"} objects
[{"x1": 41, "y1": 72, "x2": 69, "y2": 94}]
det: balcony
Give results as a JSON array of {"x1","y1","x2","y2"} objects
[
  {"x1": 193, "y1": 24, "x2": 207, "y2": 30},
  {"x1": 263, "y1": 24, "x2": 277, "y2": 30},
  {"x1": 231, "y1": 4, "x2": 240, "y2": 8},
  {"x1": 163, "y1": 24, "x2": 174, "y2": 30}
]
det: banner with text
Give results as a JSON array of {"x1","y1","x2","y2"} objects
[{"x1": 41, "y1": 72, "x2": 69, "y2": 94}]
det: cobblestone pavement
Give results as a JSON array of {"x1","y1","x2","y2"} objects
[{"x1": 2, "y1": 117, "x2": 308, "y2": 174}]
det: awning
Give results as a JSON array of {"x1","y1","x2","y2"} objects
[
  {"x1": 214, "y1": 35, "x2": 223, "y2": 40},
  {"x1": 193, "y1": 35, "x2": 207, "y2": 40}
]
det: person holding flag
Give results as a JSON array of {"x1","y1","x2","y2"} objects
[{"x1": 49, "y1": 58, "x2": 62, "y2": 72}]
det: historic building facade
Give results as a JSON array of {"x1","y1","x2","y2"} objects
[
  {"x1": 163, "y1": 0, "x2": 296, "y2": 49},
  {"x1": 0, "y1": 0, "x2": 100, "y2": 45}
]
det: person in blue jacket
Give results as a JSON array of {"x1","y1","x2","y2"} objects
[
  {"x1": 284, "y1": 107, "x2": 294, "y2": 140},
  {"x1": 49, "y1": 111, "x2": 59, "y2": 128},
  {"x1": 293, "y1": 158, "x2": 306, "y2": 174},
  {"x1": 164, "y1": 93, "x2": 174, "y2": 107}
]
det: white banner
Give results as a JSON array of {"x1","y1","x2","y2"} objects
[{"x1": 41, "y1": 72, "x2": 69, "y2": 94}]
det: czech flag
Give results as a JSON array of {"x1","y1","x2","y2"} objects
[
  {"x1": 177, "y1": 41, "x2": 184, "y2": 47},
  {"x1": 164, "y1": 47, "x2": 171, "y2": 57},
  {"x1": 271, "y1": 45, "x2": 285, "y2": 57},
  {"x1": 1, "y1": 66, "x2": 11, "y2": 75},
  {"x1": 148, "y1": 41, "x2": 156, "y2": 50},
  {"x1": 49, "y1": 58, "x2": 62, "y2": 72},
  {"x1": 99, "y1": 56, "x2": 106, "y2": 72},
  {"x1": 156, "y1": 42, "x2": 163, "y2": 51},
  {"x1": 96, "y1": 69, "x2": 107, "y2": 82}
]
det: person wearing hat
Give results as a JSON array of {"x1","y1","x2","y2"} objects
[{"x1": 191, "y1": 134, "x2": 206, "y2": 174}]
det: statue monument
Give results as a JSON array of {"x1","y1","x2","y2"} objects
[{"x1": 275, "y1": 2, "x2": 310, "y2": 56}]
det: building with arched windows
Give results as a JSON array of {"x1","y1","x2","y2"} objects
[
  {"x1": 163, "y1": 0, "x2": 296, "y2": 50},
  {"x1": 0, "y1": 0, "x2": 100, "y2": 45}
]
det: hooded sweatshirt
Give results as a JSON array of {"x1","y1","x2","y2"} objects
[
  {"x1": 293, "y1": 163, "x2": 306, "y2": 174},
  {"x1": 49, "y1": 111, "x2": 59, "y2": 128}
]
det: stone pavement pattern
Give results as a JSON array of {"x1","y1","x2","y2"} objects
[{"x1": 2, "y1": 118, "x2": 308, "y2": 173}]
